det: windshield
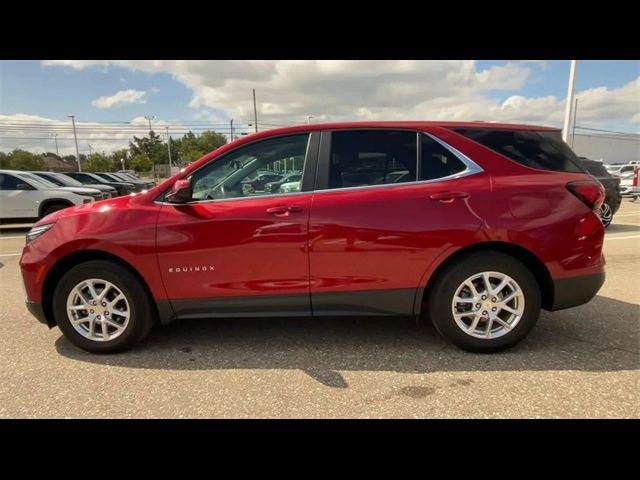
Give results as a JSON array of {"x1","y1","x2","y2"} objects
[
  {"x1": 34, "y1": 173, "x2": 65, "y2": 186},
  {"x1": 18, "y1": 172, "x2": 59, "y2": 189},
  {"x1": 113, "y1": 173, "x2": 136, "y2": 181},
  {"x1": 84, "y1": 173, "x2": 107, "y2": 184},
  {"x1": 50, "y1": 173, "x2": 84, "y2": 186}
]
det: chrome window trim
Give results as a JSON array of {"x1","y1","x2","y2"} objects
[
  {"x1": 155, "y1": 130, "x2": 484, "y2": 204},
  {"x1": 423, "y1": 132, "x2": 484, "y2": 177},
  {"x1": 155, "y1": 189, "x2": 310, "y2": 206},
  {"x1": 311, "y1": 131, "x2": 484, "y2": 195}
]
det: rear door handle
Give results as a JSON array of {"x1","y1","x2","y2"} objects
[
  {"x1": 266, "y1": 205, "x2": 302, "y2": 215},
  {"x1": 429, "y1": 191, "x2": 469, "y2": 203}
]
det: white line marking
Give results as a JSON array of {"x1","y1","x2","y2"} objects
[
  {"x1": 614, "y1": 212, "x2": 640, "y2": 217},
  {"x1": 604, "y1": 234, "x2": 640, "y2": 241},
  {"x1": 0, "y1": 252, "x2": 21, "y2": 257}
]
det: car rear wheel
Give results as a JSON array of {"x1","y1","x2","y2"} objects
[
  {"x1": 427, "y1": 252, "x2": 541, "y2": 352},
  {"x1": 52, "y1": 260, "x2": 156, "y2": 353},
  {"x1": 598, "y1": 202, "x2": 613, "y2": 228}
]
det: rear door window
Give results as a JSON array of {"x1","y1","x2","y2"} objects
[
  {"x1": 452, "y1": 128, "x2": 585, "y2": 173},
  {"x1": 328, "y1": 130, "x2": 417, "y2": 189}
]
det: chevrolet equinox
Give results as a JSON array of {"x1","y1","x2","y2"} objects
[{"x1": 20, "y1": 122, "x2": 606, "y2": 353}]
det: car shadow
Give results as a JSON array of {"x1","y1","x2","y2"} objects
[
  {"x1": 607, "y1": 223, "x2": 640, "y2": 234},
  {"x1": 55, "y1": 295, "x2": 639, "y2": 388}
]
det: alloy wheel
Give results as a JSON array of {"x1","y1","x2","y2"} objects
[{"x1": 451, "y1": 271, "x2": 525, "y2": 339}]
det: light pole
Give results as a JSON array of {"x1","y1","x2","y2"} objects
[
  {"x1": 230, "y1": 119, "x2": 234, "y2": 142},
  {"x1": 571, "y1": 98, "x2": 579, "y2": 148},
  {"x1": 165, "y1": 126, "x2": 173, "y2": 173},
  {"x1": 49, "y1": 133, "x2": 59, "y2": 156},
  {"x1": 144, "y1": 115, "x2": 156, "y2": 179},
  {"x1": 306, "y1": 116, "x2": 314, "y2": 124},
  {"x1": 144, "y1": 115, "x2": 156, "y2": 134},
  {"x1": 68, "y1": 115, "x2": 82, "y2": 172},
  {"x1": 252, "y1": 89, "x2": 258, "y2": 133},
  {"x1": 562, "y1": 60, "x2": 578, "y2": 142}
]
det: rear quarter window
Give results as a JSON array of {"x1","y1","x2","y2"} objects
[{"x1": 452, "y1": 128, "x2": 586, "y2": 173}]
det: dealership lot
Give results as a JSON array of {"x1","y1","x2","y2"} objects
[{"x1": 1, "y1": 201, "x2": 638, "y2": 418}]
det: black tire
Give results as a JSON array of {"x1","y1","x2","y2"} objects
[
  {"x1": 427, "y1": 251, "x2": 541, "y2": 352},
  {"x1": 41, "y1": 202, "x2": 70, "y2": 218},
  {"x1": 52, "y1": 260, "x2": 156, "y2": 353}
]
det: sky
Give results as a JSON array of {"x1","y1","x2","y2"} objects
[{"x1": 0, "y1": 60, "x2": 638, "y2": 156}]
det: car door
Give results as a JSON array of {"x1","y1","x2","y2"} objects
[
  {"x1": 0, "y1": 173, "x2": 39, "y2": 219},
  {"x1": 156, "y1": 132, "x2": 319, "y2": 318},
  {"x1": 308, "y1": 129, "x2": 489, "y2": 316}
]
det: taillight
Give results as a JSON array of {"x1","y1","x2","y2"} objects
[
  {"x1": 567, "y1": 180, "x2": 605, "y2": 210},
  {"x1": 633, "y1": 168, "x2": 639, "y2": 187}
]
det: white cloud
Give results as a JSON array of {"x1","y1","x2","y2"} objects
[
  {"x1": 0, "y1": 114, "x2": 202, "y2": 156},
  {"x1": 91, "y1": 89, "x2": 147, "y2": 109},
  {"x1": 44, "y1": 60, "x2": 638, "y2": 131}
]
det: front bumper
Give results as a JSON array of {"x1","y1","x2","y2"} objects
[
  {"x1": 549, "y1": 272, "x2": 606, "y2": 311},
  {"x1": 25, "y1": 301, "x2": 52, "y2": 327}
]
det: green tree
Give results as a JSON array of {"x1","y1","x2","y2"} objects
[
  {"x1": 129, "y1": 131, "x2": 165, "y2": 172},
  {"x1": 130, "y1": 154, "x2": 153, "y2": 172},
  {"x1": 84, "y1": 153, "x2": 111, "y2": 172},
  {"x1": 8, "y1": 149, "x2": 45, "y2": 170},
  {"x1": 197, "y1": 130, "x2": 227, "y2": 154},
  {"x1": 173, "y1": 130, "x2": 226, "y2": 165},
  {"x1": 0, "y1": 152, "x2": 10, "y2": 169}
]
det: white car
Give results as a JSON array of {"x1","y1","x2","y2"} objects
[
  {"x1": 279, "y1": 180, "x2": 301, "y2": 193},
  {"x1": 31, "y1": 171, "x2": 116, "y2": 199},
  {"x1": 14, "y1": 171, "x2": 104, "y2": 201},
  {"x1": 620, "y1": 170, "x2": 639, "y2": 196},
  {"x1": 606, "y1": 164, "x2": 636, "y2": 177},
  {"x1": 0, "y1": 169, "x2": 95, "y2": 222}
]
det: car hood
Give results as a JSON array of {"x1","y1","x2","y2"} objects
[
  {"x1": 34, "y1": 192, "x2": 144, "y2": 226},
  {"x1": 56, "y1": 186, "x2": 101, "y2": 195},
  {"x1": 78, "y1": 184, "x2": 116, "y2": 191}
]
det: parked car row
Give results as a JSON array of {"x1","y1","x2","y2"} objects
[
  {"x1": 0, "y1": 170, "x2": 155, "y2": 222},
  {"x1": 604, "y1": 160, "x2": 640, "y2": 178}
]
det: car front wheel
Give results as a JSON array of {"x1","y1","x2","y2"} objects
[
  {"x1": 427, "y1": 252, "x2": 541, "y2": 352},
  {"x1": 52, "y1": 260, "x2": 155, "y2": 353}
]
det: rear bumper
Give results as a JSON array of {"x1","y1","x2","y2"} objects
[
  {"x1": 549, "y1": 272, "x2": 605, "y2": 311},
  {"x1": 25, "y1": 301, "x2": 52, "y2": 327}
]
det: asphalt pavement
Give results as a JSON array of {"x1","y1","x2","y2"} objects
[{"x1": 1, "y1": 201, "x2": 638, "y2": 418}]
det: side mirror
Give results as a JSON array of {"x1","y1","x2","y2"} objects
[
  {"x1": 16, "y1": 183, "x2": 34, "y2": 191},
  {"x1": 166, "y1": 178, "x2": 192, "y2": 203}
]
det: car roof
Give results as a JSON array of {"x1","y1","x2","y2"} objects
[{"x1": 258, "y1": 121, "x2": 559, "y2": 135}]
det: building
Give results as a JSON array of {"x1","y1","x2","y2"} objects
[
  {"x1": 42, "y1": 155, "x2": 78, "y2": 172},
  {"x1": 568, "y1": 132, "x2": 640, "y2": 165}
]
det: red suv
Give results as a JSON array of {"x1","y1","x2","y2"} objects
[{"x1": 20, "y1": 122, "x2": 606, "y2": 353}]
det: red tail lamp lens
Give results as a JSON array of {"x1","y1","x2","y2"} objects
[{"x1": 567, "y1": 181, "x2": 605, "y2": 210}]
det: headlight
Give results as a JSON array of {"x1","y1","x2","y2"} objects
[{"x1": 26, "y1": 223, "x2": 56, "y2": 244}]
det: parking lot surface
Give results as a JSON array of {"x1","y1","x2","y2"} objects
[{"x1": 1, "y1": 201, "x2": 638, "y2": 418}]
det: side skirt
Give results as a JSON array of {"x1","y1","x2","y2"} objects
[{"x1": 156, "y1": 288, "x2": 418, "y2": 324}]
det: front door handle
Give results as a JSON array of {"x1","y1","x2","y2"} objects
[
  {"x1": 266, "y1": 205, "x2": 302, "y2": 216},
  {"x1": 429, "y1": 191, "x2": 469, "y2": 203}
]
